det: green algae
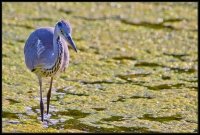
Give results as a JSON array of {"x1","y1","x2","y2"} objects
[
  {"x1": 2, "y1": 2, "x2": 197, "y2": 133},
  {"x1": 139, "y1": 114, "x2": 183, "y2": 123}
]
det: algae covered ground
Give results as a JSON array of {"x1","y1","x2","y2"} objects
[{"x1": 2, "y1": 2, "x2": 198, "y2": 133}]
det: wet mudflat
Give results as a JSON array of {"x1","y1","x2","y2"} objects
[{"x1": 2, "y1": 2, "x2": 197, "y2": 133}]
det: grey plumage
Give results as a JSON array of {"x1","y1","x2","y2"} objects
[{"x1": 24, "y1": 20, "x2": 77, "y2": 121}]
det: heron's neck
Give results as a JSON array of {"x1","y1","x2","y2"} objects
[
  {"x1": 46, "y1": 30, "x2": 63, "y2": 69},
  {"x1": 53, "y1": 31, "x2": 60, "y2": 56}
]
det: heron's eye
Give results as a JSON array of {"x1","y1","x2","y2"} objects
[{"x1": 61, "y1": 30, "x2": 64, "y2": 34}]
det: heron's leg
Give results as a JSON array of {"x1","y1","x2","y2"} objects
[
  {"x1": 47, "y1": 77, "x2": 53, "y2": 114},
  {"x1": 39, "y1": 77, "x2": 44, "y2": 122}
]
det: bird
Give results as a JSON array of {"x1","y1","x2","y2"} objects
[{"x1": 24, "y1": 20, "x2": 77, "y2": 121}]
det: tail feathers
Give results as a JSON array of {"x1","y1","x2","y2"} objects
[
  {"x1": 31, "y1": 64, "x2": 43, "y2": 72},
  {"x1": 31, "y1": 68, "x2": 36, "y2": 72}
]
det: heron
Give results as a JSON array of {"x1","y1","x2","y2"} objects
[{"x1": 24, "y1": 20, "x2": 77, "y2": 121}]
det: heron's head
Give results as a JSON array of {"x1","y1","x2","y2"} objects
[{"x1": 56, "y1": 20, "x2": 77, "y2": 52}]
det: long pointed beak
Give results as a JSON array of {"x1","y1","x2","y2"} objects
[{"x1": 65, "y1": 33, "x2": 77, "y2": 52}]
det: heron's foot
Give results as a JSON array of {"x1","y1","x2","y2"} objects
[{"x1": 40, "y1": 100, "x2": 44, "y2": 122}]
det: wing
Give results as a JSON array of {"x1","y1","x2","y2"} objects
[
  {"x1": 24, "y1": 33, "x2": 38, "y2": 70},
  {"x1": 24, "y1": 27, "x2": 54, "y2": 71},
  {"x1": 36, "y1": 39, "x2": 45, "y2": 57}
]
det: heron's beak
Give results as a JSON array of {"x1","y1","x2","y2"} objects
[{"x1": 65, "y1": 33, "x2": 77, "y2": 52}]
